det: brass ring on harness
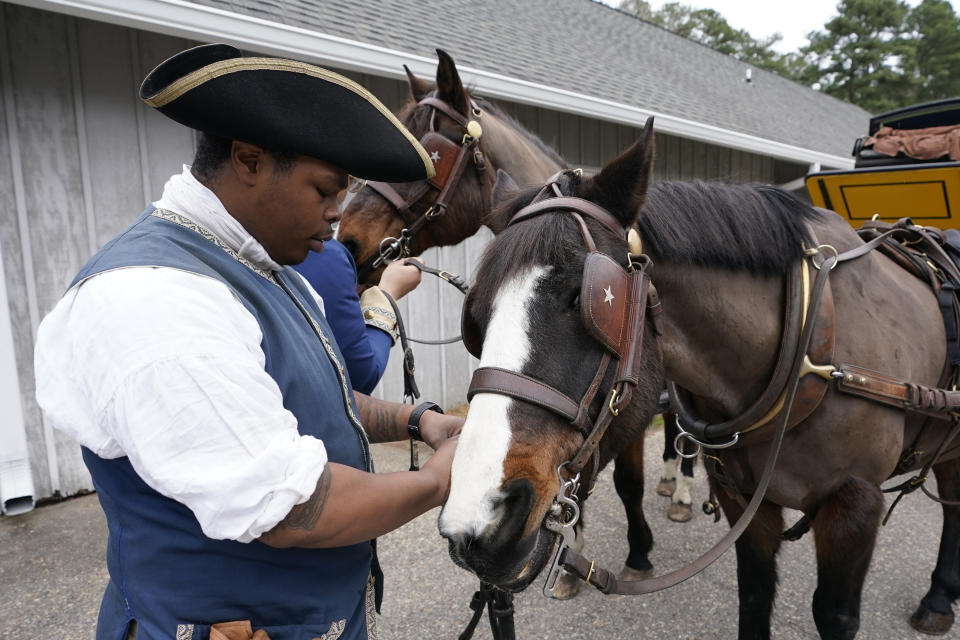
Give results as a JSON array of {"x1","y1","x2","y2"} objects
[
  {"x1": 585, "y1": 560, "x2": 596, "y2": 587},
  {"x1": 809, "y1": 244, "x2": 839, "y2": 271}
]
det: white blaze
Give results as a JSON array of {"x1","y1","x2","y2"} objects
[{"x1": 439, "y1": 266, "x2": 549, "y2": 538}]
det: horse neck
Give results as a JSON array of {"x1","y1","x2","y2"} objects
[
  {"x1": 652, "y1": 258, "x2": 786, "y2": 418},
  {"x1": 481, "y1": 111, "x2": 567, "y2": 183}
]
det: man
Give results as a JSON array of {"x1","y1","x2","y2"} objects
[{"x1": 33, "y1": 44, "x2": 460, "y2": 640}]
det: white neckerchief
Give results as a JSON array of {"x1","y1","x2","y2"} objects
[{"x1": 154, "y1": 165, "x2": 283, "y2": 272}]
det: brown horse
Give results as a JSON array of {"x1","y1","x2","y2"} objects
[
  {"x1": 441, "y1": 120, "x2": 960, "y2": 639},
  {"x1": 336, "y1": 49, "x2": 566, "y2": 284},
  {"x1": 337, "y1": 51, "x2": 695, "y2": 589}
]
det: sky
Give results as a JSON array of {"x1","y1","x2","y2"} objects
[{"x1": 635, "y1": 0, "x2": 960, "y2": 54}]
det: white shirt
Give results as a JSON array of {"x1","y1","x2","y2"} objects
[{"x1": 34, "y1": 166, "x2": 329, "y2": 543}]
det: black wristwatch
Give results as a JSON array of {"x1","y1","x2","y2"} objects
[{"x1": 407, "y1": 401, "x2": 444, "y2": 441}]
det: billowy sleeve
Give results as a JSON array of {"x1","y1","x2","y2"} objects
[{"x1": 34, "y1": 267, "x2": 327, "y2": 543}]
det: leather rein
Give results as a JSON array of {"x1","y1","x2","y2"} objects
[{"x1": 355, "y1": 94, "x2": 489, "y2": 283}]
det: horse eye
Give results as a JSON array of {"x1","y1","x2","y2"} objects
[{"x1": 570, "y1": 292, "x2": 581, "y2": 309}]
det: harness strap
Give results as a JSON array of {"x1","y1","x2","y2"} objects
[
  {"x1": 559, "y1": 251, "x2": 837, "y2": 595},
  {"x1": 667, "y1": 259, "x2": 807, "y2": 442},
  {"x1": 382, "y1": 291, "x2": 419, "y2": 404},
  {"x1": 508, "y1": 196, "x2": 625, "y2": 239},
  {"x1": 405, "y1": 259, "x2": 470, "y2": 294},
  {"x1": 419, "y1": 96, "x2": 473, "y2": 127},
  {"x1": 571, "y1": 352, "x2": 613, "y2": 433},
  {"x1": 365, "y1": 180, "x2": 431, "y2": 227},
  {"x1": 834, "y1": 364, "x2": 960, "y2": 418},
  {"x1": 613, "y1": 270, "x2": 651, "y2": 388},
  {"x1": 468, "y1": 367, "x2": 581, "y2": 424},
  {"x1": 457, "y1": 582, "x2": 516, "y2": 640}
]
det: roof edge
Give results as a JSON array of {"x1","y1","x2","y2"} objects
[{"x1": 8, "y1": 0, "x2": 854, "y2": 169}]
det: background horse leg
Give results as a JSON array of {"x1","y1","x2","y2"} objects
[
  {"x1": 664, "y1": 412, "x2": 696, "y2": 522},
  {"x1": 712, "y1": 477, "x2": 783, "y2": 640},
  {"x1": 910, "y1": 457, "x2": 960, "y2": 635},
  {"x1": 658, "y1": 412, "x2": 695, "y2": 522},
  {"x1": 614, "y1": 435, "x2": 655, "y2": 579},
  {"x1": 657, "y1": 413, "x2": 680, "y2": 497},
  {"x1": 811, "y1": 476, "x2": 884, "y2": 640}
]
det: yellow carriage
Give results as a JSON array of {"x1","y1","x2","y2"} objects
[{"x1": 806, "y1": 98, "x2": 960, "y2": 228}]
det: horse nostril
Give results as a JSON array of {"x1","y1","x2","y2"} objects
[
  {"x1": 486, "y1": 479, "x2": 535, "y2": 548},
  {"x1": 445, "y1": 532, "x2": 472, "y2": 562},
  {"x1": 340, "y1": 238, "x2": 361, "y2": 264}
]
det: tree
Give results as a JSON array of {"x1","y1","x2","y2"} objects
[
  {"x1": 617, "y1": 1, "x2": 798, "y2": 78},
  {"x1": 798, "y1": 0, "x2": 914, "y2": 112},
  {"x1": 903, "y1": 0, "x2": 960, "y2": 103},
  {"x1": 618, "y1": 0, "x2": 960, "y2": 112}
]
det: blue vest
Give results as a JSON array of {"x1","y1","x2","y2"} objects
[{"x1": 74, "y1": 208, "x2": 379, "y2": 640}]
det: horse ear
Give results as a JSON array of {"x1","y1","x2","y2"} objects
[
  {"x1": 492, "y1": 169, "x2": 519, "y2": 208},
  {"x1": 404, "y1": 65, "x2": 432, "y2": 101},
  {"x1": 487, "y1": 169, "x2": 520, "y2": 233},
  {"x1": 435, "y1": 49, "x2": 471, "y2": 116},
  {"x1": 583, "y1": 117, "x2": 655, "y2": 227}
]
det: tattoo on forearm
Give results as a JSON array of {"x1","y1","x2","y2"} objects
[
  {"x1": 355, "y1": 395, "x2": 406, "y2": 442},
  {"x1": 279, "y1": 466, "x2": 332, "y2": 532}
]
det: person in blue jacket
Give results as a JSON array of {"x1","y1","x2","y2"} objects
[
  {"x1": 32, "y1": 44, "x2": 461, "y2": 640},
  {"x1": 295, "y1": 242, "x2": 422, "y2": 394}
]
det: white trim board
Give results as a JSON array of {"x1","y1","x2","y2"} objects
[{"x1": 8, "y1": 0, "x2": 854, "y2": 169}]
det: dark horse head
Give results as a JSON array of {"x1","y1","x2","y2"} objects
[
  {"x1": 336, "y1": 49, "x2": 566, "y2": 283},
  {"x1": 438, "y1": 120, "x2": 664, "y2": 590}
]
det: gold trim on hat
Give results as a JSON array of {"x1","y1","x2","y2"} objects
[{"x1": 142, "y1": 57, "x2": 434, "y2": 179}]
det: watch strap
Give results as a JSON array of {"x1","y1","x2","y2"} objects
[{"x1": 407, "y1": 401, "x2": 443, "y2": 441}]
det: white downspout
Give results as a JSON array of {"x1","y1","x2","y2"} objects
[{"x1": 0, "y1": 238, "x2": 35, "y2": 516}]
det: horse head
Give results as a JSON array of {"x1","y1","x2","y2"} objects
[
  {"x1": 337, "y1": 49, "x2": 566, "y2": 283},
  {"x1": 438, "y1": 120, "x2": 664, "y2": 590}
]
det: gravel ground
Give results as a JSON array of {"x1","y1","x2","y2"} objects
[{"x1": 0, "y1": 424, "x2": 949, "y2": 639}]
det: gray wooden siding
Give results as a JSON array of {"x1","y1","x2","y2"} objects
[
  {"x1": 0, "y1": 3, "x2": 803, "y2": 501},
  {"x1": 1, "y1": 4, "x2": 195, "y2": 498}
]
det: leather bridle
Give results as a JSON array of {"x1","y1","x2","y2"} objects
[
  {"x1": 354, "y1": 93, "x2": 490, "y2": 282},
  {"x1": 460, "y1": 174, "x2": 663, "y2": 593},
  {"x1": 464, "y1": 177, "x2": 660, "y2": 475}
]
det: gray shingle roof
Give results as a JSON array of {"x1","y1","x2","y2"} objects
[{"x1": 187, "y1": 0, "x2": 870, "y2": 160}]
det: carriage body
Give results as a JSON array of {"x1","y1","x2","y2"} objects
[{"x1": 806, "y1": 97, "x2": 960, "y2": 228}]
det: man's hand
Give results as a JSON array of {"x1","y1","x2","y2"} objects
[
  {"x1": 418, "y1": 410, "x2": 464, "y2": 450},
  {"x1": 378, "y1": 257, "x2": 423, "y2": 300},
  {"x1": 420, "y1": 435, "x2": 458, "y2": 503}
]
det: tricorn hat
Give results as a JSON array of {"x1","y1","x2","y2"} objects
[{"x1": 139, "y1": 43, "x2": 434, "y2": 182}]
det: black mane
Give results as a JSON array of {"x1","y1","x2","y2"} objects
[
  {"x1": 477, "y1": 177, "x2": 822, "y2": 303},
  {"x1": 639, "y1": 181, "x2": 822, "y2": 276}
]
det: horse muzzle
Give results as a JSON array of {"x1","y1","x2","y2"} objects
[{"x1": 441, "y1": 478, "x2": 555, "y2": 590}]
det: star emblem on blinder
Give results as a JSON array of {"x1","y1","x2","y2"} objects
[
  {"x1": 430, "y1": 151, "x2": 441, "y2": 163},
  {"x1": 603, "y1": 285, "x2": 615, "y2": 306}
]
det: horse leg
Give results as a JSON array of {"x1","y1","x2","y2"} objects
[
  {"x1": 712, "y1": 477, "x2": 783, "y2": 640},
  {"x1": 614, "y1": 435, "x2": 655, "y2": 579},
  {"x1": 910, "y1": 457, "x2": 960, "y2": 635},
  {"x1": 810, "y1": 476, "x2": 884, "y2": 640},
  {"x1": 657, "y1": 411, "x2": 679, "y2": 497},
  {"x1": 665, "y1": 412, "x2": 695, "y2": 522}
]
